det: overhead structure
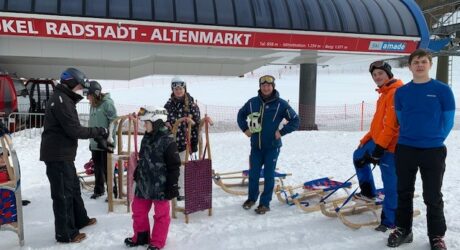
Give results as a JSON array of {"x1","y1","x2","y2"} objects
[{"x1": 1, "y1": 0, "x2": 429, "y2": 80}]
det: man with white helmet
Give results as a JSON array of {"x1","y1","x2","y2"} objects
[{"x1": 125, "y1": 106, "x2": 181, "y2": 250}]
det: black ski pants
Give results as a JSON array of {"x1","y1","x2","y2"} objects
[
  {"x1": 91, "y1": 150, "x2": 107, "y2": 195},
  {"x1": 45, "y1": 161, "x2": 91, "y2": 242},
  {"x1": 394, "y1": 144, "x2": 447, "y2": 237}
]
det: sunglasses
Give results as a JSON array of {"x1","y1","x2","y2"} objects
[
  {"x1": 259, "y1": 75, "x2": 275, "y2": 85},
  {"x1": 369, "y1": 61, "x2": 386, "y2": 72},
  {"x1": 171, "y1": 81, "x2": 186, "y2": 89}
]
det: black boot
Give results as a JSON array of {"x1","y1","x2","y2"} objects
[
  {"x1": 124, "y1": 231, "x2": 149, "y2": 247},
  {"x1": 387, "y1": 227, "x2": 413, "y2": 247},
  {"x1": 429, "y1": 236, "x2": 447, "y2": 250},
  {"x1": 147, "y1": 245, "x2": 160, "y2": 250}
]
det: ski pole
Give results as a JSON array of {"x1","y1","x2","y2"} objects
[{"x1": 320, "y1": 172, "x2": 357, "y2": 203}]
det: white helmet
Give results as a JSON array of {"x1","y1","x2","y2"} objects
[
  {"x1": 138, "y1": 106, "x2": 168, "y2": 123},
  {"x1": 171, "y1": 76, "x2": 186, "y2": 89},
  {"x1": 246, "y1": 112, "x2": 262, "y2": 133}
]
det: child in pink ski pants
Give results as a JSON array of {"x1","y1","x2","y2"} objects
[
  {"x1": 131, "y1": 198, "x2": 170, "y2": 248},
  {"x1": 124, "y1": 106, "x2": 181, "y2": 250}
]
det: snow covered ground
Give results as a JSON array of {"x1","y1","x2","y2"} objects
[{"x1": 2, "y1": 58, "x2": 460, "y2": 250}]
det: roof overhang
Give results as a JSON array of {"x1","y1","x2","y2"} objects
[{"x1": 1, "y1": 13, "x2": 422, "y2": 80}]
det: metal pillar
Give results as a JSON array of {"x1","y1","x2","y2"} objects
[
  {"x1": 298, "y1": 63, "x2": 318, "y2": 130},
  {"x1": 436, "y1": 55, "x2": 449, "y2": 84}
]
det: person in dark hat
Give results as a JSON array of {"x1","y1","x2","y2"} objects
[
  {"x1": 40, "y1": 68, "x2": 110, "y2": 243},
  {"x1": 352, "y1": 60, "x2": 403, "y2": 232},
  {"x1": 86, "y1": 80, "x2": 117, "y2": 199}
]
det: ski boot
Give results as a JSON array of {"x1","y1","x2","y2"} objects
[
  {"x1": 387, "y1": 227, "x2": 413, "y2": 247},
  {"x1": 124, "y1": 231, "x2": 149, "y2": 247},
  {"x1": 429, "y1": 236, "x2": 447, "y2": 250},
  {"x1": 242, "y1": 200, "x2": 255, "y2": 210}
]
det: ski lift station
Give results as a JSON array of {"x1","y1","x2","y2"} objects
[{"x1": 0, "y1": 0, "x2": 436, "y2": 129}]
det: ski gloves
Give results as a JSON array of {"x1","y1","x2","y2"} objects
[
  {"x1": 165, "y1": 183, "x2": 179, "y2": 200},
  {"x1": 95, "y1": 128, "x2": 114, "y2": 153},
  {"x1": 355, "y1": 144, "x2": 385, "y2": 168}
]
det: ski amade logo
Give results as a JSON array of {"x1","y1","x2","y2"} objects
[{"x1": 369, "y1": 41, "x2": 407, "y2": 51}]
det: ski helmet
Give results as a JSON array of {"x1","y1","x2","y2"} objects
[
  {"x1": 369, "y1": 61, "x2": 393, "y2": 79},
  {"x1": 60, "y1": 68, "x2": 90, "y2": 89},
  {"x1": 171, "y1": 77, "x2": 186, "y2": 90},
  {"x1": 138, "y1": 106, "x2": 168, "y2": 123},
  {"x1": 87, "y1": 80, "x2": 102, "y2": 97}
]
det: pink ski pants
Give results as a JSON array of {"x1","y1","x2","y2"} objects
[{"x1": 131, "y1": 197, "x2": 171, "y2": 249}]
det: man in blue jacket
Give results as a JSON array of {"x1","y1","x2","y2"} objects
[
  {"x1": 387, "y1": 49, "x2": 455, "y2": 250},
  {"x1": 237, "y1": 75, "x2": 299, "y2": 214}
]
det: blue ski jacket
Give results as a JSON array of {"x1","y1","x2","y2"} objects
[{"x1": 237, "y1": 90, "x2": 299, "y2": 149}]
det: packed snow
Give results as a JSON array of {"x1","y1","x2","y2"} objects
[{"x1": 2, "y1": 58, "x2": 460, "y2": 250}]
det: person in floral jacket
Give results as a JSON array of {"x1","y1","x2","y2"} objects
[{"x1": 163, "y1": 77, "x2": 200, "y2": 200}]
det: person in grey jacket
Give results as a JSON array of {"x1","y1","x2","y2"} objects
[{"x1": 87, "y1": 81, "x2": 117, "y2": 199}]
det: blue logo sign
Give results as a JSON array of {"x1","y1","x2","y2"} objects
[{"x1": 369, "y1": 41, "x2": 406, "y2": 51}]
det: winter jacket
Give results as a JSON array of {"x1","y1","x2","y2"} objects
[
  {"x1": 40, "y1": 84, "x2": 105, "y2": 162},
  {"x1": 164, "y1": 93, "x2": 201, "y2": 152},
  {"x1": 359, "y1": 79, "x2": 403, "y2": 152},
  {"x1": 88, "y1": 94, "x2": 117, "y2": 151},
  {"x1": 134, "y1": 127, "x2": 181, "y2": 200},
  {"x1": 237, "y1": 89, "x2": 300, "y2": 149}
]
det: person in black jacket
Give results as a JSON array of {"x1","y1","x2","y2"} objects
[
  {"x1": 124, "y1": 106, "x2": 180, "y2": 250},
  {"x1": 40, "y1": 68, "x2": 109, "y2": 243}
]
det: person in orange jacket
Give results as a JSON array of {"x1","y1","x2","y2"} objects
[{"x1": 353, "y1": 61, "x2": 403, "y2": 232}]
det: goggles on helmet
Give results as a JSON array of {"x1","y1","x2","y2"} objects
[
  {"x1": 369, "y1": 61, "x2": 386, "y2": 73},
  {"x1": 171, "y1": 81, "x2": 186, "y2": 89},
  {"x1": 259, "y1": 75, "x2": 275, "y2": 85}
]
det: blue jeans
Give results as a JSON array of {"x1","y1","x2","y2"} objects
[
  {"x1": 248, "y1": 147, "x2": 280, "y2": 207},
  {"x1": 353, "y1": 140, "x2": 398, "y2": 227}
]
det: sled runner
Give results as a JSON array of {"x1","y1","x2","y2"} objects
[
  {"x1": 0, "y1": 134, "x2": 24, "y2": 246},
  {"x1": 106, "y1": 114, "x2": 138, "y2": 213},
  {"x1": 321, "y1": 188, "x2": 421, "y2": 229},
  {"x1": 213, "y1": 168, "x2": 291, "y2": 196},
  {"x1": 275, "y1": 177, "x2": 352, "y2": 212},
  {"x1": 171, "y1": 116, "x2": 213, "y2": 223}
]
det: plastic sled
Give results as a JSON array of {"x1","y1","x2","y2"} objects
[{"x1": 275, "y1": 177, "x2": 352, "y2": 212}]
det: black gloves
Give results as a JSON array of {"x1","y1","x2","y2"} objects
[
  {"x1": 95, "y1": 136, "x2": 114, "y2": 153},
  {"x1": 371, "y1": 144, "x2": 385, "y2": 160},
  {"x1": 164, "y1": 184, "x2": 179, "y2": 200},
  {"x1": 191, "y1": 144, "x2": 198, "y2": 153},
  {"x1": 354, "y1": 145, "x2": 385, "y2": 168},
  {"x1": 0, "y1": 120, "x2": 9, "y2": 136}
]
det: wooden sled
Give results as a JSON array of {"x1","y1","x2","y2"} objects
[
  {"x1": 0, "y1": 134, "x2": 24, "y2": 246},
  {"x1": 275, "y1": 177, "x2": 352, "y2": 212},
  {"x1": 213, "y1": 169, "x2": 291, "y2": 196},
  {"x1": 171, "y1": 115, "x2": 213, "y2": 223},
  {"x1": 321, "y1": 189, "x2": 421, "y2": 229}
]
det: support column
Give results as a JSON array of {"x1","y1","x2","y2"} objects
[
  {"x1": 298, "y1": 63, "x2": 318, "y2": 130},
  {"x1": 436, "y1": 55, "x2": 449, "y2": 84}
]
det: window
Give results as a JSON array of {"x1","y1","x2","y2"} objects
[
  {"x1": 0, "y1": 0, "x2": 5, "y2": 10},
  {"x1": 60, "y1": 0, "x2": 83, "y2": 15},
  {"x1": 196, "y1": 0, "x2": 215, "y2": 24},
  {"x1": 7, "y1": 0, "x2": 32, "y2": 12},
  {"x1": 154, "y1": 0, "x2": 174, "y2": 22},
  {"x1": 35, "y1": 0, "x2": 58, "y2": 14},
  {"x1": 175, "y1": 0, "x2": 195, "y2": 22},
  {"x1": 132, "y1": 0, "x2": 152, "y2": 20},
  {"x1": 86, "y1": 0, "x2": 107, "y2": 17},
  {"x1": 109, "y1": 0, "x2": 130, "y2": 18}
]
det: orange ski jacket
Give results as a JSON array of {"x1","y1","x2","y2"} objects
[{"x1": 360, "y1": 79, "x2": 404, "y2": 153}]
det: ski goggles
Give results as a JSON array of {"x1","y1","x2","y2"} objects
[
  {"x1": 171, "y1": 81, "x2": 186, "y2": 89},
  {"x1": 259, "y1": 75, "x2": 275, "y2": 85},
  {"x1": 137, "y1": 107, "x2": 167, "y2": 117},
  {"x1": 369, "y1": 61, "x2": 386, "y2": 73}
]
